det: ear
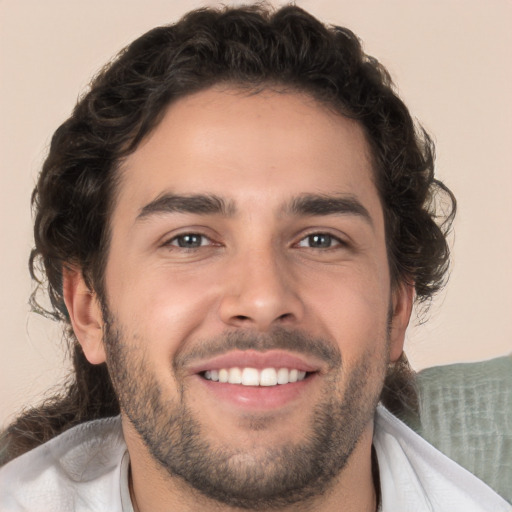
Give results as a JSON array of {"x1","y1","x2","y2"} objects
[
  {"x1": 388, "y1": 282, "x2": 414, "y2": 362},
  {"x1": 62, "y1": 266, "x2": 106, "y2": 365}
]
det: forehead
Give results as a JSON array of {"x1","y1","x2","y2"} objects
[{"x1": 114, "y1": 87, "x2": 380, "y2": 223}]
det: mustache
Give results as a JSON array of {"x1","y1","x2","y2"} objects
[{"x1": 174, "y1": 327, "x2": 342, "y2": 371}]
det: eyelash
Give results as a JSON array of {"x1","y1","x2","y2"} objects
[
  {"x1": 165, "y1": 233, "x2": 215, "y2": 249},
  {"x1": 163, "y1": 231, "x2": 346, "y2": 251},
  {"x1": 297, "y1": 232, "x2": 347, "y2": 249}
]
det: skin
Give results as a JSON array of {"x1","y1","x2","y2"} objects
[{"x1": 63, "y1": 87, "x2": 413, "y2": 512}]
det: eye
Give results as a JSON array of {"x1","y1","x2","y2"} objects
[
  {"x1": 167, "y1": 233, "x2": 212, "y2": 249},
  {"x1": 297, "y1": 233, "x2": 342, "y2": 249}
]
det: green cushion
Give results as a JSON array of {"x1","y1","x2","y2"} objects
[{"x1": 414, "y1": 355, "x2": 512, "y2": 503}]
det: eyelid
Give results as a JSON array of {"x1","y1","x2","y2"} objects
[
  {"x1": 293, "y1": 229, "x2": 349, "y2": 248},
  {"x1": 171, "y1": 233, "x2": 205, "y2": 243},
  {"x1": 159, "y1": 228, "x2": 221, "y2": 249}
]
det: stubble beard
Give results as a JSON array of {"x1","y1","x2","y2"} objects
[{"x1": 104, "y1": 317, "x2": 387, "y2": 510}]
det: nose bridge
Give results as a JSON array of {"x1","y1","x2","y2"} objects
[{"x1": 219, "y1": 240, "x2": 303, "y2": 330}]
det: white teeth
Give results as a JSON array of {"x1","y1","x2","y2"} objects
[
  {"x1": 277, "y1": 368, "x2": 289, "y2": 384},
  {"x1": 242, "y1": 368, "x2": 260, "y2": 386},
  {"x1": 203, "y1": 367, "x2": 309, "y2": 386},
  {"x1": 260, "y1": 368, "x2": 278, "y2": 386},
  {"x1": 228, "y1": 367, "x2": 242, "y2": 384}
]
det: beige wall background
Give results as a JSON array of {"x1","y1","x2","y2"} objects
[{"x1": 1, "y1": 0, "x2": 511, "y2": 428}]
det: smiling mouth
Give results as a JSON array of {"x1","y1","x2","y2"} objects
[{"x1": 202, "y1": 367, "x2": 313, "y2": 386}]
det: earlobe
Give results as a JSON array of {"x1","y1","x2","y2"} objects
[
  {"x1": 62, "y1": 266, "x2": 106, "y2": 365},
  {"x1": 389, "y1": 282, "x2": 415, "y2": 362}
]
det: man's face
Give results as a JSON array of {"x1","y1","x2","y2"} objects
[{"x1": 89, "y1": 87, "x2": 410, "y2": 506}]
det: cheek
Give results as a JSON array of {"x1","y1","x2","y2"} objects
[
  {"x1": 105, "y1": 259, "x2": 222, "y2": 354},
  {"x1": 300, "y1": 265, "x2": 391, "y2": 355}
]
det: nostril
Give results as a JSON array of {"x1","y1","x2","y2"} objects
[{"x1": 231, "y1": 312, "x2": 294, "y2": 325}]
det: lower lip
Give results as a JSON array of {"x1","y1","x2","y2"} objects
[{"x1": 197, "y1": 374, "x2": 317, "y2": 410}]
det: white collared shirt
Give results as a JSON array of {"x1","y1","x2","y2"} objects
[{"x1": 0, "y1": 406, "x2": 510, "y2": 511}]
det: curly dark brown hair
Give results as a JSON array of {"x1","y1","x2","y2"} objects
[{"x1": 1, "y1": 4, "x2": 455, "y2": 465}]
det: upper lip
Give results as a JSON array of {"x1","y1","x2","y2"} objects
[{"x1": 187, "y1": 349, "x2": 323, "y2": 375}]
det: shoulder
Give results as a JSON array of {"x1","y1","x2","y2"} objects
[
  {"x1": 0, "y1": 416, "x2": 128, "y2": 512},
  {"x1": 374, "y1": 405, "x2": 511, "y2": 512}
]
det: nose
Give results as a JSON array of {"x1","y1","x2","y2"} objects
[{"x1": 218, "y1": 247, "x2": 305, "y2": 331}]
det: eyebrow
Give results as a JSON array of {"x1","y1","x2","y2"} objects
[
  {"x1": 136, "y1": 192, "x2": 372, "y2": 226},
  {"x1": 286, "y1": 194, "x2": 373, "y2": 226},
  {"x1": 137, "y1": 193, "x2": 235, "y2": 220}
]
